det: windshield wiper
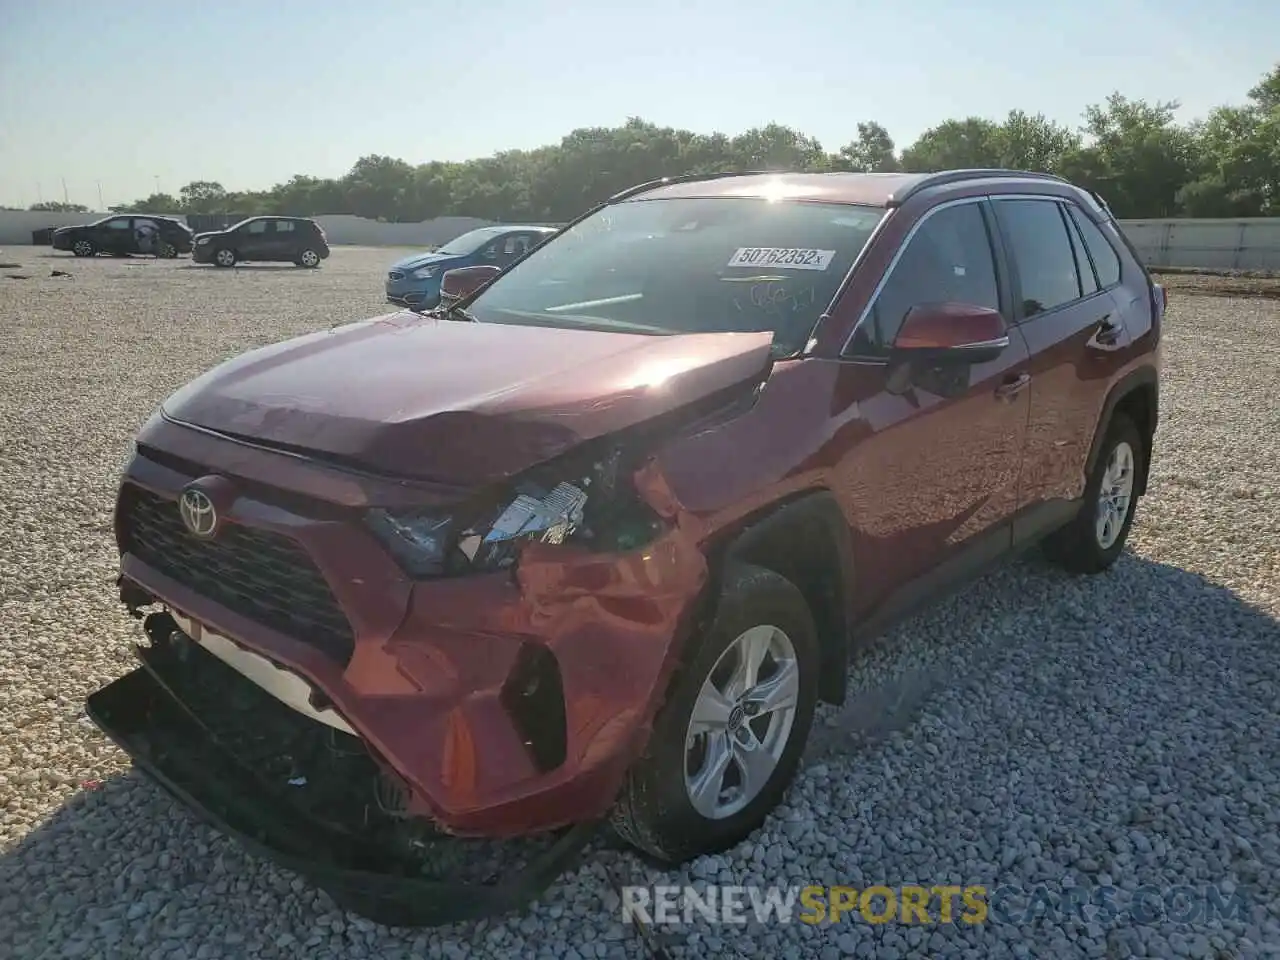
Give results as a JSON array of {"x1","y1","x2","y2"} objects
[
  {"x1": 423, "y1": 301, "x2": 477, "y2": 322},
  {"x1": 444, "y1": 304, "x2": 478, "y2": 323}
]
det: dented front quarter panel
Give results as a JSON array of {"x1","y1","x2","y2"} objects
[
  {"x1": 361, "y1": 458, "x2": 716, "y2": 835},
  {"x1": 384, "y1": 507, "x2": 710, "y2": 835}
]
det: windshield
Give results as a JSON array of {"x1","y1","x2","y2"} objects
[
  {"x1": 436, "y1": 227, "x2": 504, "y2": 256},
  {"x1": 464, "y1": 198, "x2": 884, "y2": 356}
]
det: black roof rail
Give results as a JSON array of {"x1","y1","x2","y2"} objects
[
  {"x1": 887, "y1": 168, "x2": 1072, "y2": 207},
  {"x1": 607, "y1": 169, "x2": 775, "y2": 203}
]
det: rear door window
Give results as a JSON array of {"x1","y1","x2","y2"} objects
[
  {"x1": 1063, "y1": 210, "x2": 1100, "y2": 296},
  {"x1": 993, "y1": 199, "x2": 1083, "y2": 317}
]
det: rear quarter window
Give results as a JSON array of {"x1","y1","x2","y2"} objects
[{"x1": 1067, "y1": 206, "x2": 1122, "y2": 288}]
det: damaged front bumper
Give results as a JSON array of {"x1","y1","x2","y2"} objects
[
  {"x1": 86, "y1": 612, "x2": 598, "y2": 927},
  {"x1": 112, "y1": 424, "x2": 711, "y2": 838}
]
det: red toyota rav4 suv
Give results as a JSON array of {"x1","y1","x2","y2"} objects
[{"x1": 89, "y1": 169, "x2": 1163, "y2": 924}]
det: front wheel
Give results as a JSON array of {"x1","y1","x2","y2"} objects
[
  {"x1": 609, "y1": 563, "x2": 819, "y2": 863},
  {"x1": 213, "y1": 248, "x2": 236, "y2": 268},
  {"x1": 1044, "y1": 413, "x2": 1144, "y2": 574},
  {"x1": 296, "y1": 249, "x2": 321, "y2": 268},
  {"x1": 72, "y1": 239, "x2": 95, "y2": 257}
]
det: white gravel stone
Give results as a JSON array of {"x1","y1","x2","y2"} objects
[{"x1": 0, "y1": 251, "x2": 1276, "y2": 958}]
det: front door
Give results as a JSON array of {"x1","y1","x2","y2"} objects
[
  {"x1": 237, "y1": 219, "x2": 271, "y2": 259},
  {"x1": 989, "y1": 197, "x2": 1131, "y2": 539},
  {"x1": 99, "y1": 216, "x2": 135, "y2": 254},
  {"x1": 831, "y1": 197, "x2": 1032, "y2": 615}
]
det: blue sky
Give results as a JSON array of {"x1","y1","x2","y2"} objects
[{"x1": 0, "y1": 0, "x2": 1275, "y2": 209}]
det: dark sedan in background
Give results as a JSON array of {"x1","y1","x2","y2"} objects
[{"x1": 52, "y1": 215, "x2": 193, "y2": 258}]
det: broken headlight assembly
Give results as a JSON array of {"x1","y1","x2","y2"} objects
[{"x1": 365, "y1": 449, "x2": 667, "y2": 578}]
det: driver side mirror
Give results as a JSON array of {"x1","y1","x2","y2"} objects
[
  {"x1": 440, "y1": 264, "x2": 501, "y2": 304},
  {"x1": 891, "y1": 302, "x2": 1010, "y2": 365}
]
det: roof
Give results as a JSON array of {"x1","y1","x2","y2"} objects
[
  {"x1": 474, "y1": 223, "x2": 559, "y2": 234},
  {"x1": 624, "y1": 169, "x2": 1077, "y2": 208},
  {"x1": 629, "y1": 172, "x2": 931, "y2": 207}
]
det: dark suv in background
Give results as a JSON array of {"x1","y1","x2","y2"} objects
[
  {"x1": 89, "y1": 168, "x2": 1162, "y2": 924},
  {"x1": 52, "y1": 215, "x2": 193, "y2": 258},
  {"x1": 191, "y1": 216, "x2": 330, "y2": 268}
]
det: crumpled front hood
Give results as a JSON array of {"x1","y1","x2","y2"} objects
[
  {"x1": 391, "y1": 251, "x2": 463, "y2": 272},
  {"x1": 161, "y1": 312, "x2": 774, "y2": 486}
]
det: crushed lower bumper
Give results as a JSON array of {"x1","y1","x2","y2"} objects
[{"x1": 85, "y1": 617, "x2": 597, "y2": 927}]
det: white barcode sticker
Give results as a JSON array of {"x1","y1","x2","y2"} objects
[{"x1": 727, "y1": 247, "x2": 836, "y2": 271}]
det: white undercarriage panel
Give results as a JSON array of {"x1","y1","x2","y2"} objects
[{"x1": 167, "y1": 609, "x2": 357, "y2": 736}]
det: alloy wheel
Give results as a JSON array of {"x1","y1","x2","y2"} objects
[
  {"x1": 683, "y1": 624, "x2": 800, "y2": 820},
  {"x1": 1095, "y1": 440, "x2": 1135, "y2": 549}
]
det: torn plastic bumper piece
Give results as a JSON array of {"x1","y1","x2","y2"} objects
[{"x1": 84, "y1": 627, "x2": 597, "y2": 928}]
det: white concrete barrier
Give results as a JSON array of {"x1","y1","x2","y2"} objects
[{"x1": 1120, "y1": 218, "x2": 1280, "y2": 272}]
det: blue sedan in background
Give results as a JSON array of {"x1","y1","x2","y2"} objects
[{"x1": 385, "y1": 224, "x2": 559, "y2": 309}]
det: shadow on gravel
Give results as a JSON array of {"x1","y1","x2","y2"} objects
[
  {"x1": 1, "y1": 551, "x2": 1276, "y2": 958},
  {"x1": 801, "y1": 550, "x2": 1279, "y2": 763},
  {"x1": 177, "y1": 264, "x2": 313, "y2": 272}
]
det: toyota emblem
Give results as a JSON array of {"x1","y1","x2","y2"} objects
[{"x1": 179, "y1": 487, "x2": 218, "y2": 538}]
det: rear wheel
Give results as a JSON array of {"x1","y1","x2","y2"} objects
[
  {"x1": 72, "y1": 239, "x2": 95, "y2": 257},
  {"x1": 213, "y1": 248, "x2": 236, "y2": 268},
  {"x1": 296, "y1": 248, "x2": 321, "y2": 268},
  {"x1": 609, "y1": 563, "x2": 819, "y2": 863},
  {"x1": 1044, "y1": 414, "x2": 1144, "y2": 574},
  {"x1": 157, "y1": 241, "x2": 177, "y2": 259}
]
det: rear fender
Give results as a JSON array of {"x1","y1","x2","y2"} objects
[{"x1": 1085, "y1": 366, "x2": 1159, "y2": 495}]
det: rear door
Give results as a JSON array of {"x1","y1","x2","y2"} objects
[
  {"x1": 266, "y1": 219, "x2": 293, "y2": 259},
  {"x1": 991, "y1": 196, "x2": 1131, "y2": 538}
]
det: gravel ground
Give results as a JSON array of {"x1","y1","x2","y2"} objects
[
  {"x1": 0, "y1": 247, "x2": 1277, "y2": 959},
  {"x1": 1152, "y1": 270, "x2": 1280, "y2": 302}
]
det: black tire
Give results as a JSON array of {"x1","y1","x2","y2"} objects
[
  {"x1": 609, "y1": 562, "x2": 819, "y2": 863},
  {"x1": 296, "y1": 248, "x2": 321, "y2": 268},
  {"x1": 157, "y1": 241, "x2": 177, "y2": 259},
  {"x1": 1043, "y1": 413, "x2": 1144, "y2": 574},
  {"x1": 213, "y1": 248, "x2": 236, "y2": 268},
  {"x1": 71, "y1": 239, "x2": 95, "y2": 257}
]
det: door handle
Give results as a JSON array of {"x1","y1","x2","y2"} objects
[
  {"x1": 995, "y1": 372, "x2": 1031, "y2": 400},
  {"x1": 1093, "y1": 315, "x2": 1121, "y2": 346}
]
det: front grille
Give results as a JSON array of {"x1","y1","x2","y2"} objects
[
  {"x1": 388, "y1": 271, "x2": 404, "y2": 280},
  {"x1": 120, "y1": 486, "x2": 355, "y2": 664}
]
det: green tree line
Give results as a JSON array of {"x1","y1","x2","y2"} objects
[{"x1": 96, "y1": 64, "x2": 1279, "y2": 223}]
